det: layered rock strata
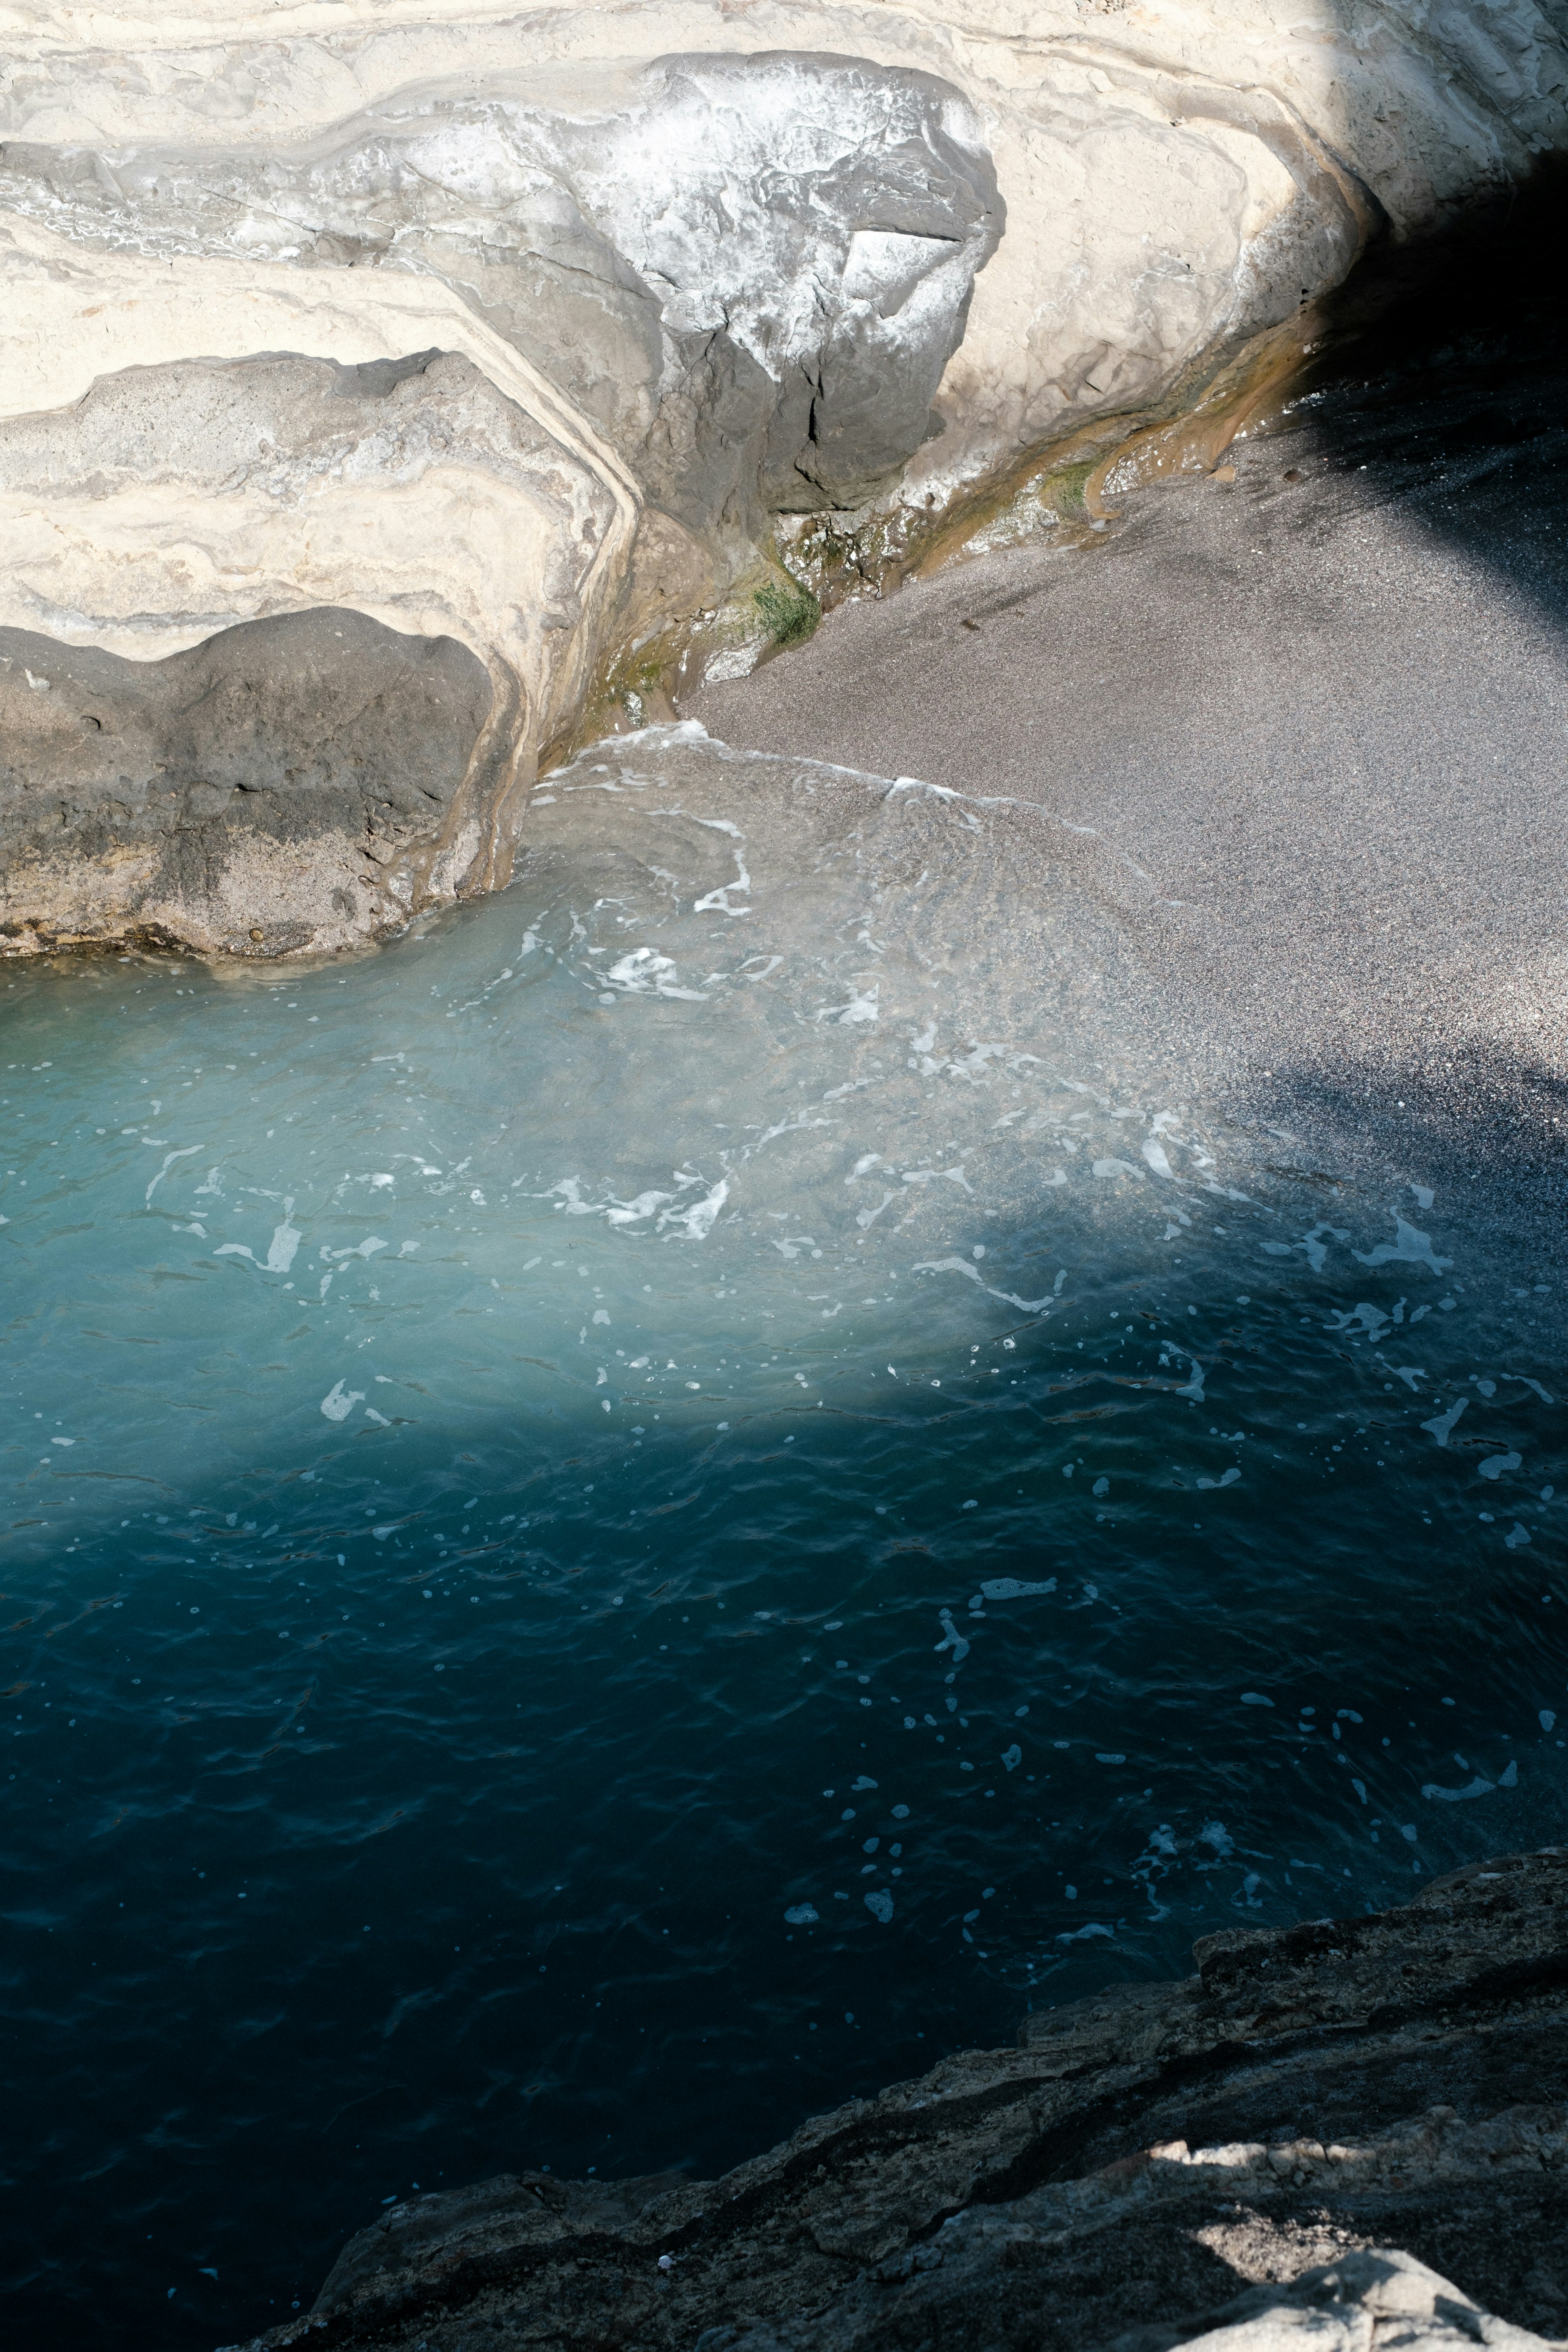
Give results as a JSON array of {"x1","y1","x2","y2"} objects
[
  {"x1": 226, "y1": 1848, "x2": 1568, "y2": 2352},
  {"x1": 3, "y1": 4, "x2": 1568, "y2": 953}
]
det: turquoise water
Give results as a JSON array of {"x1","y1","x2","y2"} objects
[{"x1": 3, "y1": 728, "x2": 1564, "y2": 2348}]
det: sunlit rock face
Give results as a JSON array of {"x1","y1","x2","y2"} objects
[
  {"x1": 0, "y1": 53, "x2": 1002, "y2": 525},
  {"x1": 1, "y1": 1, "x2": 1566, "y2": 954}
]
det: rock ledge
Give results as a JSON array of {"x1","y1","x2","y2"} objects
[{"x1": 226, "y1": 1849, "x2": 1568, "y2": 2352}]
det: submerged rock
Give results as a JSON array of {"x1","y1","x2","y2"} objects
[{"x1": 223, "y1": 1849, "x2": 1568, "y2": 2352}]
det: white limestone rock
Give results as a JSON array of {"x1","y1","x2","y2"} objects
[
  {"x1": 5, "y1": 1, "x2": 1565, "y2": 504},
  {"x1": 1118, "y1": 2247, "x2": 1564, "y2": 2352},
  {"x1": 0, "y1": 51, "x2": 1002, "y2": 523},
  {"x1": 0, "y1": 341, "x2": 624, "y2": 955}
]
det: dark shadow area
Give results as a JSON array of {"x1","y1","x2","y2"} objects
[
  {"x1": 1260, "y1": 157, "x2": 1568, "y2": 635},
  {"x1": 1209, "y1": 169, "x2": 1568, "y2": 1232},
  {"x1": 1251, "y1": 1039, "x2": 1568, "y2": 1263}
]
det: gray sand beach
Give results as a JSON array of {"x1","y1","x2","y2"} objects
[{"x1": 693, "y1": 369, "x2": 1568, "y2": 1236}]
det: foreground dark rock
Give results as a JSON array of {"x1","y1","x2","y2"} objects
[{"x1": 227, "y1": 1850, "x2": 1567, "y2": 2352}]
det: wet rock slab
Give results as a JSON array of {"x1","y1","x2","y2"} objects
[{"x1": 223, "y1": 1849, "x2": 1567, "y2": 2352}]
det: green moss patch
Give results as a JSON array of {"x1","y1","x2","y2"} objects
[
  {"x1": 1042, "y1": 459, "x2": 1097, "y2": 515},
  {"x1": 753, "y1": 574, "x2": 822, "y2": 647}
]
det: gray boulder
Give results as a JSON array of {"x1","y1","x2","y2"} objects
[
  {"x1": 1112, "y1": 2246, "x2": 1561, "y2": 2352},
  {"x1": 0, "y1": 342, "x2": 630, "y2": 951},
  {"x1": 0, "y1": 608, "x2": 495, "y2": 957}
]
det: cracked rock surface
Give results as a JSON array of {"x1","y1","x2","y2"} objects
[
  {"x1": 0, "y1": 52, "x2": 1002, "y2": 528},
  {"x1": 223, "y1": 1849, "x2": 1567, "y2": 2352}
]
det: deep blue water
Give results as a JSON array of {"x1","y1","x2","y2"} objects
[{"x1": 2, "y1": 729, "x2": 1564, "y2": 2348}]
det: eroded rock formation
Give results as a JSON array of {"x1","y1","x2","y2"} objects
[
  {"x1": 223, "y1": 1849, "x2": 1568, "y2": 2352},
  {"x1": 0, "y1": 609, "x2": 499, "y2": 958},
  {"x1": 0, "y1": 54, "x2": 1002, "y2": 526},
  {"x1": 2, "y1": 2, "x2": 1568, "y2": 953}
]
